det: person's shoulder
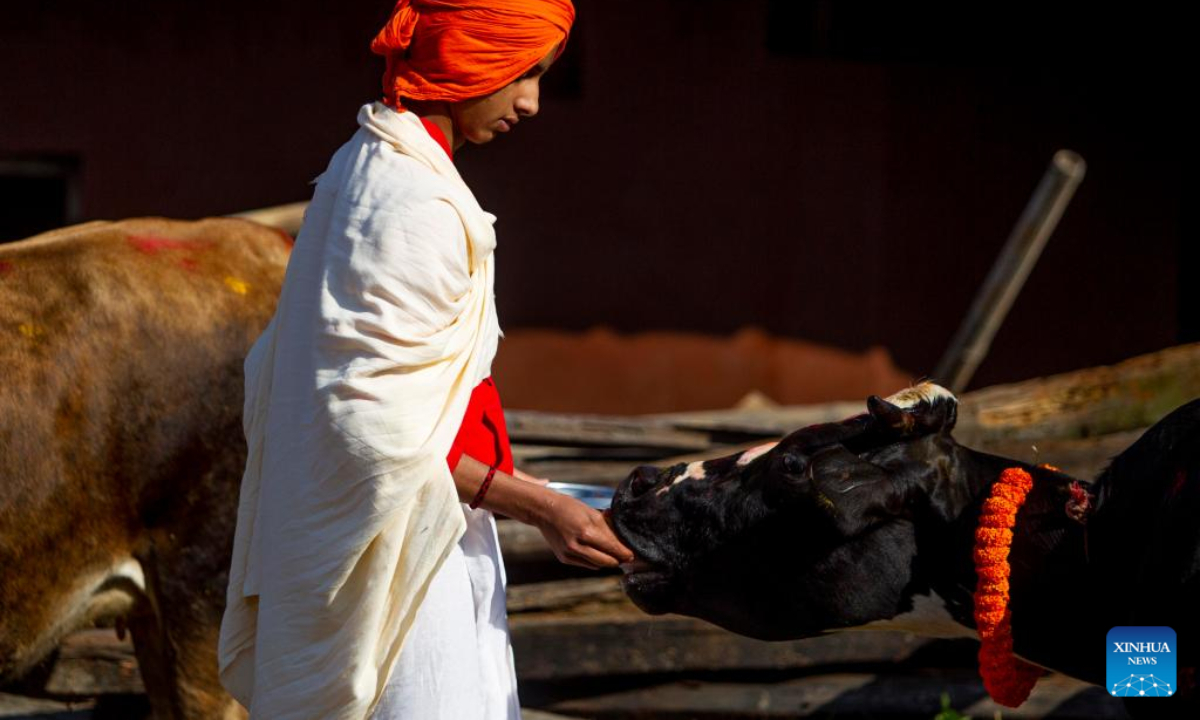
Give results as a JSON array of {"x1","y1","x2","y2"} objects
[{"x1": 328, "y1": 131, "x2": 454, "y2": 215}]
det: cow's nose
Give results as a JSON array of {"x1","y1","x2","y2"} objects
[{"x1": 627, "y1": 465, "x2": 661, "y2": 499}]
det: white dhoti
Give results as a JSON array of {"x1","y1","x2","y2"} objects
[{"x1": 370, "y1": 509, "x2": 519, "y2": 720}]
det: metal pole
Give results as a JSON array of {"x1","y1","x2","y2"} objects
[{"x1": 933, "y1": 150, "x2": 1087, "y2": 393}]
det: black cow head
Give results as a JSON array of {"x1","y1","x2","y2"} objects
[{"x1": 609, "y1": 382, "x2": 963, "y2": 640}]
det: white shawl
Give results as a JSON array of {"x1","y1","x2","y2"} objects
[{"x1": 218, "y1": 102, "x2": 501, "y2": 719}]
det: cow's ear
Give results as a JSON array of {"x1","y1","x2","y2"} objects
[
  {"x1": 867, "y1": 395, "x2": 911, "y2": 432},
  {"x1": 807, "y1": 446, "x2": 912, "y2": 537}
]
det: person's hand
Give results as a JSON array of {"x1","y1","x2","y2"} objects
[{"x1": 533, "y1": 492, "x2": 635, "y2": 570}]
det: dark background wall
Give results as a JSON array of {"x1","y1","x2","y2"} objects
[{"x1": 2, "y1": 1, "x2": 1189, "y2": 392}]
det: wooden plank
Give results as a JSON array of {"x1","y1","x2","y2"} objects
[
  {"x1": 41, "y1": 630, "x2": 143, "y2": 697},
  {"x1": 547, "y1": 671, "x2": 1124, "y2": 719},
  {"x1": 0, "y1": 692, "x2": 95, "y2": 718},
  {"x1": 34, "y1": 614, "x2": 932, "y2": 700},
  {"x1": 510, "y1": 605, "x2": 931, "y2": 681},
  {"x1": 513, "y1": 445, "x2": 648, "y2": 464},
  {"x1": 499, "y1": 520, "x2": 557, "y2": 566},
  {"x1": 507, "y1": 577, "x2": 624, "y2": 614},
  {"x1": 0, "y1": 690, "x2": 564, "y2": 720},
  {"x1": 549, "y1": 673, "x2": 876, "y2": 719},
  {"x1": 505, "y1": 411, "x2": 714, "y2": 451},
  {"x1": 520, "y1": 710, "x2": 585, "y2": 720},
  {"x1": 647, "y1": 402, "x2": 867, "y2": 437}
]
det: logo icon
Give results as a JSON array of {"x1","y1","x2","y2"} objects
[{"x1": 1107, "y1": 626, "x2": 1176, "y2": 697}]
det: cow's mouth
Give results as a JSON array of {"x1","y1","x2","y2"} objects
[
  {"x1": 607, "y1": 530, "x2": 674, "y2": 613},
  {"x1": 607, "y1": 484, "x2": 684, "y2": 614},
  {"x1": 619, "y1": 560, "x2": 676, "y2": 614}
]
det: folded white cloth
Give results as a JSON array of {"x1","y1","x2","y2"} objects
[{"x1": 218, "y1": 102, "x2": 502, "y2": 719}]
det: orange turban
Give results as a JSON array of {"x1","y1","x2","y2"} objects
[{"x1": 371, "y1": 0, "x2": 575, "y2": 109}]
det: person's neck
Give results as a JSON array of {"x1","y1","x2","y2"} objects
[{"x1": 403, "y1": 100, "x2": 464, "y2": 151}]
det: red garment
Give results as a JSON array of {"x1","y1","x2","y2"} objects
[
  {"x1": 418, "y1": 116, "x2": 453, "y2": 159},
  {"x1": 447, "y1": 376, "x2": 515, "y2": 474},
  {"x1": 416, "y1": 117, "x2": 513, "y2": 475}
]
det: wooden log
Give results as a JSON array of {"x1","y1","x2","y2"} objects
[
  {"x1": 622, "y1": 344, "x2": 1200, "y2": 445},
  {"x1": 955, "y1": 343, "x2": 1200, "y2": 444}
]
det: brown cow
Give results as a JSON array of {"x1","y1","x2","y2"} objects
[{"x1": 0, "y1": 218, "x2": 289, "y2": 719}]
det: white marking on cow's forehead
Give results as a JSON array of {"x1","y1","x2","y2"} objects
[
  {"x1": 885, "y1": 382, "x2": 957, "y2": 410},
  {"x1": 736, "y1": 441, "x2": 778, "y2": 467},
  {"x1": 656, "y1": 461, "x2": 708, "y2": 495}
]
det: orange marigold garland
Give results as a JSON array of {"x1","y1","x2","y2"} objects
[{"x1": 973, "y1": 467, "x2": 1042, "y2": 707}]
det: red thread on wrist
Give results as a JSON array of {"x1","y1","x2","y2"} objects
[{"x1": 469, "y1": 465, "x2": 498, "y2": 510}]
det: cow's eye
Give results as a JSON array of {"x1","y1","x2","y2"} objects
[{"x1": 780, "y1": 452, "x2": 807, "y2": 476}]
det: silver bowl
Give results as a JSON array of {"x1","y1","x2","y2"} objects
[{"x1": 546, "y1": 482, "x2": 615, "y2": 510}]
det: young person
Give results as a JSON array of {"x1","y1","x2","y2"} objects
[{"x1": 218, "y1": 2, "x2": 632, "y2": 718}]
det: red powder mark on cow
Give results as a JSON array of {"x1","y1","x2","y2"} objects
[
  {"x1": 179, "y1": 258, "x2": 200, "y2": 272},
  {"x1": 128, "y1": 235, "x2": 194, "y2": 255},
  {"x1": 0, "y1": 260, "x2": 12, "y2": 276}
]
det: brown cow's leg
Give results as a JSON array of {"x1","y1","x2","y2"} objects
[
  {"x1": 132, "y1": 509, "x2": 245, "y2": 720},
  {"x1": 129, "y1": 559, "x2": 246, "y2": 720},
  {"x1": 125, "y1": 594, "x2": 177, "y2": 720}
]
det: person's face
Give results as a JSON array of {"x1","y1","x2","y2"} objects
[{"x1": 452, "y1": 44, "x2": 559, "y2": 145}]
